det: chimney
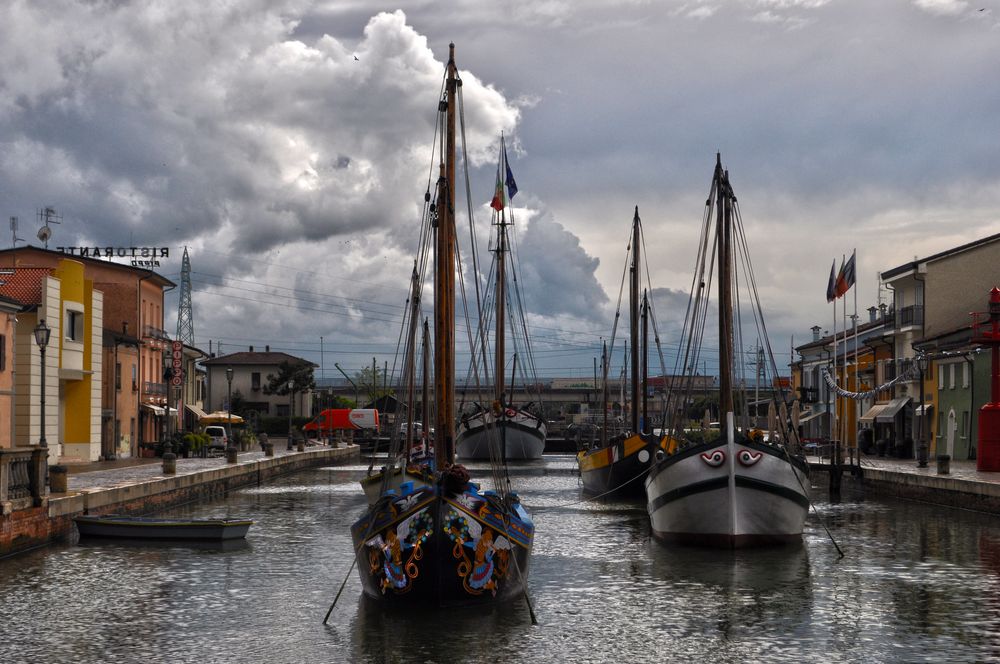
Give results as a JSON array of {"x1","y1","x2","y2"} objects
[
  {"x1": 868, "y1": 306, "x2": 877, "y2": 323},
  {"x1": 249, "y1": 345, "x2": 254, "y2": 352},
  {"x1": 266, "y1": 345, "x2": 270, "y2": 352},
  {"x1": 879, "y1": 303, "x2": 888, "y2": 319},
  {"x1": 122, "y1": 321, "x2": 128, "y2": 335},
  {"x1": 811, "y1": 325, "x2": 821, "y2": 342}
]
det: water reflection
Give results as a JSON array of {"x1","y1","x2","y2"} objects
[{"x1": 1, "y1": 457, "x2": 1000, "y2": 663}]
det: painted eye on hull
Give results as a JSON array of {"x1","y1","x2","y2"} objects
[
  {"x1": 737, "y1": 450, "x2": 763, "y2": 466},
  {"x1": 700, "y1": 450, "x2": 725, "y2": 467}
]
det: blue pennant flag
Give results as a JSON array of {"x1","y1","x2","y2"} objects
[{"x1": 503, "y1": 140, "x2": 518, "y2": 200}]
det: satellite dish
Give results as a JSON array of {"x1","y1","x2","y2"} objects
[{"x1": 37, "y1": 226, "x2": 52, "y2": 243}]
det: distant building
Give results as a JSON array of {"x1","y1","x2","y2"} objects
[{"x1": 202, "y1": 348, "x2": 317, "y2": 420}]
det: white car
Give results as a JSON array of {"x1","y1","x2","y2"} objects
[{"x1": 204, "y1": 425, "x2": 228, "y2": 452}]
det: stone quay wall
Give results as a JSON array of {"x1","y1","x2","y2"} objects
[{"x1": 0, "y1": 446, "x2": 359, "y2": 558}]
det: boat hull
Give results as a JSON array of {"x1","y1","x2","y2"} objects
[
  {"x1": 456, "y1": 410, "x2": 545, "y2": 460},
  {"x1": 74, "y1": 516, "x2": 252, "y2": 541},
  {"x1": 577, "y1": 433, "x2": 662, "y2": 497},
  {"x1": 351, "y1": 483, "x2": 533, "y2": 607},
  {"x1": 645, "y1": 438, "x2": 810, "y2": 548}
]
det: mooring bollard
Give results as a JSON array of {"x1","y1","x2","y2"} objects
[
  {"x1": 49, "y1": 465, "x2": 68, "y2": 493},
  {"x1": 226, "y1": 447, "x2": 238, "y2": 464},
  {"x1": 162, "y1": 451, "x2": 177, "y2": 475},
  {"x1": 264, "y1": 442, "x2": 274, "y2": 457},
  {"x1": 937, "y1": 454, "x2": 951, "y2": 475},
  {"x1": 297, "y1": 439, "x2": 305, "y2": 452}
]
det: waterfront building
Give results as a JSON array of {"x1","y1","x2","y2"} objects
[
  {"x1": 882, "y1": 232, "x2": 1000, "y2": 461},
  {"x1": 0, "y1": 295, "x2": 21, "y2": 449},
  {"x1": 0, "y1": 247, "x2": 175, "y2": 459},
  {"x1": 0, "y1": 258, "x2": 104, "y2": 462},
  {"x1": 202, "y1": 349, "x2": 316, "y2": 421}
]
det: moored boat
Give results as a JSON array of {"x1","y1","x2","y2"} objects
[
  {"x1": 577, "y1": 208, "x2": 666, "y2": 496},
  {"x1": 74, "y1": 515, "x2": 253, "y2": 541},
  {"x1": 645, "y1": 154, "x2": 809, "y2": 547},
  {"x1": 351, "y1": 45, "x2": 534, "y2": 608}
]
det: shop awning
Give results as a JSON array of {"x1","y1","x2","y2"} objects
[
  {"x1": 859, "y1": 404, "x2": 888, "y2": 424},
  {"x1": 875, "y1": 397, "x2": 911, "y2": 423},
  {"x1": 914, "y1": 403, "x2": 934, "y2": 416},
  {"x1": 185, "y1": 404, "x2": 208, "y2": 419},
  {"x1": 143, "y1": 403, "x2": 165, "y2": 416}
]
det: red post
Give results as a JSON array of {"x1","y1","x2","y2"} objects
[{"x1": 977, "y1": 287, "x2": 1000, "y2": 471}]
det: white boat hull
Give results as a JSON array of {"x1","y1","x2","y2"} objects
[
  {"x1": 645, "y1": 431, "x2": 810, "y2": 547},
  {"x1": 456, "y1": 409, "x2": 546, "y2": 460}
]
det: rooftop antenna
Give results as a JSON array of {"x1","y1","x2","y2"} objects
[
  {"x1": 10, "y1": 217, "x2": 23, "y2": 248},
  {"x1": 37, "y1": 206, "x2": 61, "y2": 249}
]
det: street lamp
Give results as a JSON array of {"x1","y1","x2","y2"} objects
[
  {"x1": 917, "y1": 355, "x2": 929, "y2": 468},
  {"x1": 335, "y1": 362, "x2": 359, "y2": 406},
  {"x1": 287, "y1": 378, "x2": 295, "y2": 450},
  {"x1": 33, "y1": 320, "x2": 51, "y2": 452},
  {"x1": 226, "y1": 366, "x2": 235, "y2": 454}
]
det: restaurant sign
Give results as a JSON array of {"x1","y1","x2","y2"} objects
[{"x1": 56, "y1": 246, "x2": 169, "y2": 268}]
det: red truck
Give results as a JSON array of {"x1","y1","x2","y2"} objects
[{"x1": 303, "y1": 409, "x2": 380, "y2": 438}]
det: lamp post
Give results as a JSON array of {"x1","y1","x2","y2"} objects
[
  {"x1": 335, "y1": 362, "x2": 359, "y2": 407},
  {"x1": 226, "y1": 366, "x2": 235, "y2": 456},
  {"x1": 33, "y1": 320, "x2": 51, "y2": 452},
  {"x1": 287, "y1": 379, "x2": 295, "y2": 450},
  {"x1": 917, "y1": 355, "x2": 929, "y2": 468}
]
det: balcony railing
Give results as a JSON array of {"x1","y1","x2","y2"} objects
[
  {"x1": 143, "y1": 325, "x2": 170, "y2": 341},
  {"x1": 144, "y1": 381, "x2": 167, "y2": 396},
  {"x1": 797, "y1": 386, "x2": 819, "y2": 404},
  {"x1": 896, "y1": 305, "x2": 924, "y2": 329}
]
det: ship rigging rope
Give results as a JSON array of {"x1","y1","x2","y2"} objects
[{"x1": 821, "y1": 364, "x2": 915, "y2": 400}]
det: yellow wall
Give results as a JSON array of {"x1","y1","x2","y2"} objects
[{"x1": 54, "y1": 259, "x2": 93, "y2": 445}]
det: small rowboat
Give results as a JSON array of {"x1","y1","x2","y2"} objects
[{"x1": 74, "y1": 515, "x2": 253, "y2": 541}]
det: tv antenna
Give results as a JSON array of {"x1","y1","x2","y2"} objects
[
  {"x1": 37, "y1": 206, "x2": 61, "y2": 249},
  {"x1": 10, "y1": 217, "x2": 24, "y2": 248}
]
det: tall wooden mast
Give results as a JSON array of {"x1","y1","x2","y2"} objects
[
  {"x1": 715, "y1": 154, "x2": 734, "y2": 419},
  {"x1": 629, "y1": 206, "x2": 641, "y2": 434},
  {"x1": 495, "y1": 193, "x2": 507, "y2": 408},
  {"x1": 435, "y1": 44, "x2": 458, "y2": 465}
]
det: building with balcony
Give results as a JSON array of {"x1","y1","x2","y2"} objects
[{"x1": 0, "y1": 246, "x2": 175, "y2": 458}]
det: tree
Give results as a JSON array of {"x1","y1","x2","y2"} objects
[
  {"x1": 263, "y1": 360, "x2": 316, "y2": 398},
  {"x1": 354, "y1": 365, "x2": 393, "y2": 406}
]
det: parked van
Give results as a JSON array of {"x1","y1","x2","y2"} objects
[
  {"x1": 303, "y1": 409, "x2": 379, "y2": 438},
  {"x1": 204, "y1": 425, "x2": 228, "y2": 454}
]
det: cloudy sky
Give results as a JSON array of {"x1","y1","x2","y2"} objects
[{"x1": 1, "y1": 0, "x2": 998, "y2": 383}]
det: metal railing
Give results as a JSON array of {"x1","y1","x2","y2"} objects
[
  {"x1": 896, "y1": 305, "x2": 924, "y2": 329},
  {"x1": 144, "y1": 381, "x2": 167, "y2": 396}
]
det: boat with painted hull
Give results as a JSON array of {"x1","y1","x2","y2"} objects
[
  {"x1": 456, "y1": 408, "x2": 545, "y2": 460},
  {"x1": 645, "y1": 430, "x2": 810, "y2": 547},
  {"x1": 645, "y1": 154, "x2": 809, "y2": 547},
  {"x1": 579, "y1": 432, "x2": 662, "y2": 497},
  {"x1": 351, "y1": 44, "x2": 533, "y2": 610},
  {"x1": 352, "y1": 480, "x2": 532, "y2": 606},
  {"x1": 75, "y1": 515, "x2": 252, "y2": 541},
  {"x1": 577, "y1": 207, "x2": 666, "y2": 496}
]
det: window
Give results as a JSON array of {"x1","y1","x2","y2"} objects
[
  {"x1": 252, "y1": 372, "x2": 261, "y2": 391},
  {"x1": 949, "y1": 364, "x2": 955, "y2": 390},
  {"x1": 0, "y1": 334, "x2": 5, "y2": 371},
  {"x1": 277, "y1": 404, "x2": 290, "y2": 417},
  {"x1": 938, "y1": 364, "x2": 944, "y2": 390},
  {"x1": 65, "y1": 309, "x2": 84, "y2": 342},
  {"x1": 132, "y1": 364, "x2": 137, "y2": 390},
  {"x1": 963, "y1": 362, "x2": 970, "y2": 389},
  {"x1": 961, "y1": 410, "x2": 969, "y2": 439},
  {"x1": 115, "y1": 362, "x2": 121, "y2": 390}
]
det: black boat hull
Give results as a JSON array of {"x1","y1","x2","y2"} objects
[
  {"x1": 351, "y1": 484, "x2": 533, "y2": 607},
  {"x1": 577, "y1": 433, "x2": 663, "y2": 498}
]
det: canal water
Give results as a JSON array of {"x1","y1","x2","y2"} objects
[{"x1": 2, "y1": 456, "x2": 999, "y2": 663}]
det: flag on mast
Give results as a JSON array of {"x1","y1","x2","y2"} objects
[
  {"x1": 835, "y1": 250, "x2": 856, "y2": 298},
  {"x1": 826, "y1": 259, "x2": 837, "y2": 303},
  {"x1": 489, "y1": 161, "x2": 504, "y2": 211},
  {"x1": 503, "y1": 138, "x2": 518, "y2": 200}
]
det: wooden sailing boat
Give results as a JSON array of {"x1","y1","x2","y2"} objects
[
  {"x1": 645, "y1": 154, "x2": 810, "y2": 547},
  {"x1": 456, "y1": 137, "x2": 546, "y2": 460},
  {"x1": 350, "y1": 45, "x2": 534, "y2": 606},
  {"x1": 577, "y1": 207, "x2": 667, "y2": 497}
]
